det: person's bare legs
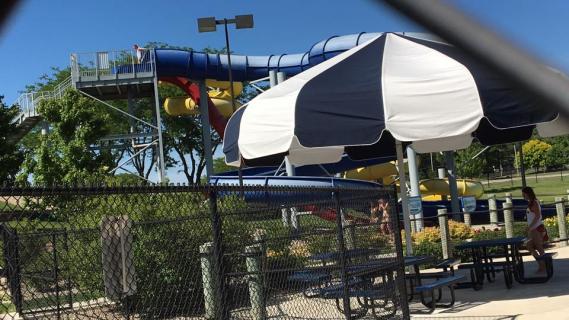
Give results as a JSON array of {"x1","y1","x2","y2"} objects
[{"x1": 529, "y1": 229, "x2": 546, "y2": 273}]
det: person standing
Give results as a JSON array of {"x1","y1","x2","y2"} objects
[
  {"x1": 522, "y1": 186, "x2": 548, "y2": 273},
  {"x1": 133, "y1": 44, "x2": 146, "y2": 63}
]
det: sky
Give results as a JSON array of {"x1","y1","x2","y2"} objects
[{"x1": 2, "y1": 0, "x2": 569, "y2": 182}]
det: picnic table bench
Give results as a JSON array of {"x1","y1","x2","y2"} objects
[{"x1": 455, "y1": 236, "x2": 557, "y2": 289}]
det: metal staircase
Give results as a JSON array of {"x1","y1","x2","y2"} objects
[{"x1": 7, "y1": 76, "x2": 72, "y2": 144}]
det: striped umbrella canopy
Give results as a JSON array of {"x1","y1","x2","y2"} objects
[{"x1": 223, "y1": 33, "x2": 569, "y2": 167}]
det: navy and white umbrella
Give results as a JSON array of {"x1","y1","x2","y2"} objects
[{"x1": 224, "y1": 33, "x2": 569, "y2": 167}]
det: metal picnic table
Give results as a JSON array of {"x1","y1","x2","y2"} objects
[{"x1": 455, "y1": 236, "x2": 555, "y2": 289}]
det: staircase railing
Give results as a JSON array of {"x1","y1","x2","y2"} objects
[{"x1": 12, "y1": 76, "x2": 73, "y2": 124}]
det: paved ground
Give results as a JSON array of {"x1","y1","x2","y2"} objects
[{"x1": 411, "y1": 245, "x2": 569, "y2": 320}]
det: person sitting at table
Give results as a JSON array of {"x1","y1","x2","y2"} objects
[{"x1": 522, "y1": 186, "x2": 549, "y2": 274}]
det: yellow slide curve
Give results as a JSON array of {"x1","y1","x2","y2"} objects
[
  {"x1": 163, "y1": 79, "x2": 243, "y2": 118},
  {"x1": 344, "y1": 162, "x2": 484, "y2": 199}
]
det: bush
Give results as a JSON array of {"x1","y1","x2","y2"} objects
[
  {"x1": 10, "y1": 191, "x2": 267, "y2": 319},
  {"x1": 543, "y1": 216, "x2": 569, "y2": 239}
]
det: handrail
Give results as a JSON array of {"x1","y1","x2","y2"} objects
[
  {"x1": 12, "y1": 76, "x2": 73, "y2": 124},
  {"x1": 70, "y1": 48, "x2": 155, "y2": 83}
]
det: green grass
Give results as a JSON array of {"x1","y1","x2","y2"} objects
[{"x1": 482, "y1": 174, "x2": 569, "y2": 203}]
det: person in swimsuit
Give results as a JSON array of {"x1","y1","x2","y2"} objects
[
  {"x1": 522, "y1": 186, "x2": 549, "y2": 273},
  {"x1": 370, "y1": 199, "x2": 392, "y2": 234},
  {"x1": 133, "y1": 44, "x2": 147, "y2": 63}
]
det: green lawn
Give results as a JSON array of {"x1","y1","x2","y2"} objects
[{"x1": 482, "y1": 174, "x2": 569, "y2": 203}]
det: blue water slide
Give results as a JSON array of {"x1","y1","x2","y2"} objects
[
  {"x1": 154, "y1": 32, "x2": 388, "y2": 81},
  {"x1": 158, "y1": 32, "x2": 443, "y2": 213},
  {"x1": 209, "y1": 176, "x2": 383, "y2": 206}
]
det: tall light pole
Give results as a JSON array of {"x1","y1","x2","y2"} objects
[
  {"x1": 197, "y1": 15, "x2": 253, "y2": 180},
  {"x1": 197, "y1": 15, "x2": 254, "y2": 113}
]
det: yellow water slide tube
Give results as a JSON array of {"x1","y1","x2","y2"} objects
[
  {"x1": 344, "y1": 161, "x2": 484, "y2": 199},
  {"x1": 420, "y1": 178, "x2": 484, "y2": 200},
  {"x1": 343, "y1": 162, "x2": 398, "y2": 185},
  {"x1": 163, "y1": 80, "x2": 244, "y2": 118}
]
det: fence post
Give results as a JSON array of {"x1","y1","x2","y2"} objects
[
  {"x1": 334, "y1": 188, "x2": 352, "y2": 319},
  {"x1": 488, "y1": 194, "x2": 498, "y2": 226},
  {"x1": 245, "y1": 232, "x2": 267, "y2": 320},
  {"x1": 503, "y1": 202, "x2": 514, "y2": 238},
  {"x1": 2, "y1": 227, "x2": 23, "y2": 314},
  {"x1": 281, "y1": 208, "x2": 290, "y2": 228},
  {"x1": 505, "y1": 193, "x2": 513, "y2": 204},
  {"x1": 290, "y1": 207, "x2": 300, "y2": 235},
  {"x1": 100, "y1": 216, "x2": 136, "y2": 301},
  {"x1": 390, "y1": 186, "x2": 411, "y2": 319},
  {"x1": 463, "y1": 210, "x2": 472, "y2": 228},
  {"x1": 438, "y1": 209, "x2": 451, "y2": 259},
  {"x1": 343, "y1": 220, "x2": 355, "y2": 250},
  {"x1": 208, "y1": 189, "x2": 227, "y2": 319},
  {"x1": 555, "y1": 197, "x2": 568, "y2": 246},
  {"x1": 200, "y1": 242, "x2": 219, "y2": 320}
]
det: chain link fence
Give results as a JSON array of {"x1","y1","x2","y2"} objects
[{"x1": 0, "y1": 184, "x2": 407, "y2": 320}]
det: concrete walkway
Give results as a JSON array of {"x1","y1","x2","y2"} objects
[{"x1": 411, "y1": 245, "x2": 569, "y2": 319}]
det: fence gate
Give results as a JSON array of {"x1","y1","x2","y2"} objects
[{"x1": 13, "y1": 228, "x2": 73, "y2": 317}]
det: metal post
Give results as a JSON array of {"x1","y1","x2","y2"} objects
[
  {"x1": 519, "y1": 142, "x2": 527, "y2": 188},
  {"x1": 280, "y1": 208, "x2": 290, "y2": 228},
  {"x1": 152, "y1": 66, "x2": 166, "y2": 183},
  {"x1": 463, "y1": 211, "x2": 472, "y2": 228},
  {"x1": 343, "y1": 220, "x2": 355, "y2": 250},
  {"x1": 334, "y1": 188, "x2": 352, "y2": 319},
  {"x1": 389, "y1": 186, "x2": 411, "y2": 318},
  {"x1": 437, "y1": 168, "x2": 446, "y2": 178},
  {"x1": 41, "y1": 121, "x2": 49, "y2": 136},
  {"x1": 4, "y1": 229, "x2": 23, "y2": 314},
  {"x1": 505, "y1": 192, "x2": 513, "y2": 204},
  {"x1": 290, "y1": 207, "x2": 300, "y2": 236},
  {"x1": 127, "y1": 86, "x2": 135, "y2": 134},
  {"x1": 199, "y1": 81, "x2": 214, "y2": 180},
  {"x1": 200, "y1": 242, "x2": 219, "y2": 319},
  {"x1": 52, "y1": 233, "x2": 61, "y2": 318},
  {"x1": 396, "y1": 140, "x2": 413, "y2": 255},
  {"x1": 223, "y1": 19, "x2": 237, "y2": 113},
  {"x1": 555, "y1": 197, "x2": 568, "y2": 246},
  {"x1": 276, "y1": 71, "x2": 296, "y2": 177},
  {"x1": 503, "y1": 202, "x2": 514, "y2": 238},
  {"x1": 437, "y1": 167, "x2": 447, "y2": 201},
  {"x1": 269, "y1": 70, "x2": 277, "y2": 88},
  {"x1": 245, "y1": 234, "x2": 267, "y2": 320},
  {"x1": 438, "y1": 209, "x2": 451, "y2": 259},
  {"x1": 445, "y1": 151, "x2": 461, "y2": 220},
  {"x1": 407, "y1": 146, "x2": 423, "y2": 231},
  {"x1": 208, "y1": 189, "x2": 226, "y2": 319},
  {"x1": 488, "y1": 194, "x2": 498, "y2": 226}
]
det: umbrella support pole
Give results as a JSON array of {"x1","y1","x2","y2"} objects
[{"x1": 396, "y1": 140, "x2": 413, "y2": 255}]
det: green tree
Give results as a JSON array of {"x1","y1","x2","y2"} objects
[
  {"x1": 213, "y1": 157, "x2": 234, "y2": 174},
  {"x1": 455, "y1": 143, "x2": 487, "y2": 178},
  {"x1": 521, "y1": 139, "x2": 552, "y2": 170},
  {"x1": 18, "y1": 90, "x2": 117, "y2": 184},
  {"x1": 25, "y1": 66, "x2": 71, "y2": 92},
  {"x1": 19, "y1": 43, "x2": 262, "y2": 185},
  {"x1": 0, "y1": 96, "x2": 24, "y2": 184},
  {"x1": 545, "y1": 136, "x2": 569, "y2": 169}
]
